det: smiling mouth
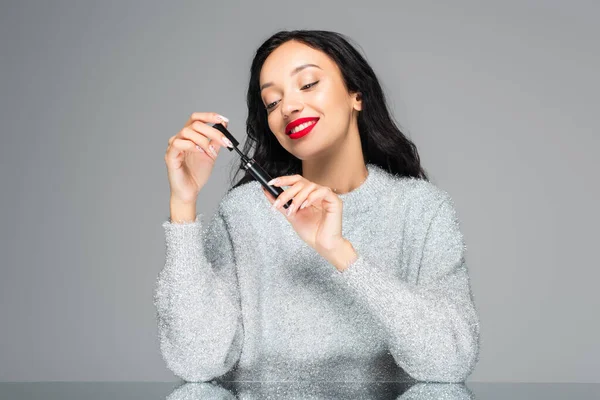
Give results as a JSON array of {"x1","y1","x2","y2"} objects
[{"x1": 287, "y1": 119, "x2": 319, "y2": 135}]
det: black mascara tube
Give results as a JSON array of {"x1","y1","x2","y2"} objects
[{"x1": 212, "y1": 123, "x2": 293, "y2": 209}]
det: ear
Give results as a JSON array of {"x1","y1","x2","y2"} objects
[{"x1": 352, "y1": 92, "x2": 363, "y2": 111}]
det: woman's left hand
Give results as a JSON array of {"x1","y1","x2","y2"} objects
[{"x1": 261, "y1": 174, "x2": 345, "y2": 255}]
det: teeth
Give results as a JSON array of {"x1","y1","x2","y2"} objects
[{"x1": 290, "y1": 120, "x2": 316, "y2": 134}]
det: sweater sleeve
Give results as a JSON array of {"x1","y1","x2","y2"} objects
[
  {"x1": 331, "y1": 195, "x2": 480, "y2": 383},
  {"x1": 153, "y1": 208, "x2": 244, "y2": 382}
]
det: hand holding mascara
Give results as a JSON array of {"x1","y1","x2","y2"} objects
[
  {"x1": 212, "y1": 123, "x2": 293, "y2": 209},
  {"x1": 165, "y1": 113, "x2": 232, "y2": 206}
]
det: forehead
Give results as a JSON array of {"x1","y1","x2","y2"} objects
[{"x1": 260, "y1": 41, "x2": 335, "y2": 82}]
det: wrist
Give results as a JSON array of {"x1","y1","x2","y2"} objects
[
  {"x1": 321, "y1": 239, "x2": 358, "y2": 272},
  {"x1": 169, "y1": 196, "x2": 197, "y2": 223},
  {"x1": 170, "y1": 194, "x2": 197, "y2": 206}
]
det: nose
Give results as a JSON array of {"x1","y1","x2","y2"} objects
[{"x1": 281, "y1": 96, "x2": 304, "y2": 120}]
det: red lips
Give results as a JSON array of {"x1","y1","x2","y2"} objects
[{"x1": 285, "y1": 117, "x2": 320, "y2": 135}]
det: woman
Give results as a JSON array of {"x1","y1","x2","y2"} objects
[{"x1": 155, "y1": 30, "x2": 481, "y2": 383}]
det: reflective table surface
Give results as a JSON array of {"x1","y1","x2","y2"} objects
[{"x1": 1, "y1": 381, "x2": 598, "y2": 399}]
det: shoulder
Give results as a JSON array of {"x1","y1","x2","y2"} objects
[
  {"x1": 373, "y1": 169, "x2": 460, "y2": 236},
  {"x1": 405, "y1": 178, "x2": 452, "y2": 207},
  {"x1": 396, "y1": 177, "x2": 462, "y2": 234},
  {"x1": 380, "y1": 174, "x2": 464, "y2": 248},
  {"x1": 380, "y1": 169, "x2": 452, "y2": 214}
]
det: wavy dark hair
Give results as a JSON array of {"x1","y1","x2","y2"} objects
[{"x1": 227, "y1": 29, "x2": 428, "y2": 192}]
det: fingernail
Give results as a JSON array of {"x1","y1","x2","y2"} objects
[
  {"x1": 267, "y1": 178, "x2": 278, "y2": 186},
  {"x1": 286, "y1": 203, "x2": 294, "y2": 216},
  {"x1": 222, "y1": 137, "x2": 233, "y2": 148},
  {"x1": 300, "y1": 200, "x2": 308, "y2": 209},
  {"x1": 196, "y1": 144, "x2": 204, "y2": 153},
  {"x1": 209, "y1": 145, "x2": 218, "y2": 158},
  {"x1": 217, "y1": 115, "x2": 229, "y2": 123},
  {"x1": 272, "y1": 199, "x2": 281, "y2": 209}
]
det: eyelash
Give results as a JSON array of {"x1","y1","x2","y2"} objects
[{"x1": 265, "y1": 80, "x2": 320, "y2": 111}]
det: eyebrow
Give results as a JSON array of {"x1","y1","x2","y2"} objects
[{"x1": 260, "y1": 63, "x2": 322, "y2": 91}]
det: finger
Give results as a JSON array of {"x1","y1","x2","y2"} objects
[
  {"x1": 266, "y1": 174, "x2": 304, "y2": 187},
  {"x1": 182, "y1": 131, "x2": 218, "y2": 159},
  {"x1": 186, "y1": 121, "x2": 233, "y2": 149},
  {"x1": 185, "y1": 111, "x2": 229, "y2": 128},
  {"x1": 300, "y1": 187, "x2": 336, "y2": 210},
  {"x1": 180, "y1": 126, "x2": 223, "y2": 159},
  {"x1": 169, "y1": 137, "x2": 215, "y2": 160},
  {"x1": 271, "y1": 182, "x2": 304, "y2": 214},
  {"x1": 262, "y1": 187, "x2": 293, "y2": 213},
  {"x1": 286, "y1": 182, "x2": 318, "y2": 217},
  {"x1": 165, "y1": 137, "x2": 197, "y2": 162}
]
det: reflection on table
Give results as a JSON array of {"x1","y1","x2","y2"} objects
[{"x1": 166, "y1": 380, "x2": 474, "y2": 400}]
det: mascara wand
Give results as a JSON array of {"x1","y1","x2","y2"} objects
[{"x1": 212, "y1": 123, "x2": 293, "y2": 209}]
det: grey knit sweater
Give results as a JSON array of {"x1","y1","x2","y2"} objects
[{"x1": 153, "y1": 163, "x2": 481, "y2": 383}]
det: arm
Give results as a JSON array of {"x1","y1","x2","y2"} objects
[
  {"x1": 153, "y1": 207, "x2": 244, "y2": 382},
  {"x1": 331, "y1": 195, "x2": 480, "y2": 382}
]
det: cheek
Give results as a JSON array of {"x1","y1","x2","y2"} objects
[
  {"x1": 311, "y1": 91, "x2": 329, "y2": 108},
  {"x1": 312, "y1": 84, "x2": 346, "y2": 112},
  {"x1": 267, "y1": 113, "x2": 283, "y2": 136},
  {"x1": 267, "y1": 112, "x2": 276, "y2": 126}
]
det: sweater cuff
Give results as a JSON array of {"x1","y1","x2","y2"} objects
[{"x1": 161, "y1": 213, "x2": 206, "y2": 271}]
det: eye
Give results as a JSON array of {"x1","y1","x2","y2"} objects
[
  {"x1": 264, "y1": 81, "x2": 319, "y2": 112},
  {"x1": 301, "y1": 80, "x2": 319, "y2": 90}
]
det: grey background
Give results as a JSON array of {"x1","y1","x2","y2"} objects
[{"x1": 0, "y1": 0, "x2": 598, "y2": 383}]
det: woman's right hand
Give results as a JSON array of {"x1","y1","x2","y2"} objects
[{"x1": 165, "y1": 112, "x2": 233, "y2": 204}]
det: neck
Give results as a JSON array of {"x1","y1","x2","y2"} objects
[{"x1": 301, "y1": 122, "x2": 367, "y2": 194}]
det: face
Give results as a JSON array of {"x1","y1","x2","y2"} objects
[{"x1": 259, "y1": 40, "x2": 362, "y2": 159}]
